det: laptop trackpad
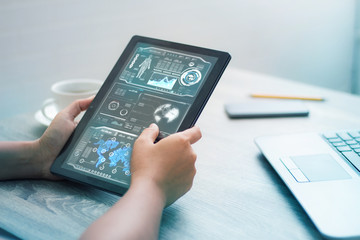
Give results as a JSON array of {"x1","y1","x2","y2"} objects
[{"x1": 289, "y1": 154, "x2": 351, "y2": 182}]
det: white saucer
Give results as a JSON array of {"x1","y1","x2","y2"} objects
[{"x1": 34, "y1": 99, "x2": 58, "y2": 126}]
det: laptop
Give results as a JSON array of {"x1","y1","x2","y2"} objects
[{"x1": 255, "y1": 129, "x2": 360, "y2": 239}]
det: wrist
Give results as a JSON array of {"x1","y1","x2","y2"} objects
[
  {"x1": 32, "y1": 138, "x2": 59, "y2": 179},
  {"x1": 16, "y1": 140, "x2": 43, "y2": 178},
  {"x1": 20, "y1": 140, "x2": 45, "y2": 179},
  {"x1": 29, "y1": 139, "x2": 46, "y2": 178},
  {"x1": 129, "y1": 178, "x2": 167, "y2": 209}
]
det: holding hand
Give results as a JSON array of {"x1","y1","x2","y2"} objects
[
  {"x1": 131, "y1": 123, "x2": 202, "y2": 206},
  {"x1": 37, "y1": 97, "x2": 94, "y2": 179},
  {"x1": 82, "y1": 124, "x2": 202, "y2": 240},
  {"x1": 0, "y1": 97, "x2": 93, "y2": 180}
]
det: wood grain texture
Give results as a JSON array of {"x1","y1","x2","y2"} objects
[{"x1": 2, "y1": 68, "x2": 360, "y2": 239}]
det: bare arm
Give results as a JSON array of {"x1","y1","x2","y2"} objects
[
  {"x1": 0, "y1": 97, "x2": 93, "y2": 180},
  {"x1": 81, "y1": 178, "x2": 165, "y2": 240},
  {"x1": 0, "y1": 141, "x2": 39, "y2": 180},
  {"x1": 81, "y1": 124, "x2": 202, "y2": 240}
]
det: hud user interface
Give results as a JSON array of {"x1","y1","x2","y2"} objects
[{"x1": 61, "y1": 42, "x2": 218, "y2": 186}]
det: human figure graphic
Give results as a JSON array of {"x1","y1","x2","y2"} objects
[{"x1": 136, "y1": 55, "x2": 152, "y2": 79}]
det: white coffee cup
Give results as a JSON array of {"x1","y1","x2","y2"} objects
[{"x1": 42, "y1": 78, "x2": 103, "y2": 121}]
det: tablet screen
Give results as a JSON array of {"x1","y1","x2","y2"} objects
[{"x1": 59, "y1": 41, "x2": 219, "y2": 187}]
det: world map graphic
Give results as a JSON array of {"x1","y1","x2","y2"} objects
[{"x1": 94, "y1": 139, "x2": 132, "y2": 175}]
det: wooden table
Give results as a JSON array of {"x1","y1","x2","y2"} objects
[{"x1": 1, "y1": 68, "x2": 360, "y2": 240}]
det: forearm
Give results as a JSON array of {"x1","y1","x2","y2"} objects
[
  {"x1": 0, "y1": 140, "x2": 42, "y2": 180},
  {"x1": 81, "y1": 180, "x2": 166, "y2": 240}
]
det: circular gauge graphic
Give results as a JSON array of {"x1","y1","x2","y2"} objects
[
  {"x1": 180, "y1": 69, "x2": 202, "y2": 86},
  {"x1": 119, "y1": 109, "x2": 129, "y2": 116},
  {"x1": 108, "y1": 101, "x2": 120, "y2": 111}
]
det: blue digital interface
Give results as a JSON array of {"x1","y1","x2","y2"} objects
[{"x1": 62, "y1": 42, "x2": 218, "y2": 186}]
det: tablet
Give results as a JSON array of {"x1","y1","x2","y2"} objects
[{"x1": 51, "y1": 36, "x2": 231, "y2": 194}]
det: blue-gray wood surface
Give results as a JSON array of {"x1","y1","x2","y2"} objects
[{"x1": 2, "y1": 69, "x2": 360, "y2": 239}]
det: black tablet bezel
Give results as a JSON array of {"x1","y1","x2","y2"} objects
[{"x1": 51, "y1": 35, "x2": 231, "y2": 195}]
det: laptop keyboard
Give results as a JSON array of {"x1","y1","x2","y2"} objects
[{"x1": 323, "y1": 131, "x2": 360, "y2": 172}]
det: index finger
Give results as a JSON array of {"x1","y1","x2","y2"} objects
[{"x1": 178, "y1": 126, "x2": 202, "y2": 144}]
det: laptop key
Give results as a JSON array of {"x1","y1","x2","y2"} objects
[
  {"x1": 350, "y1": 144, "x2": 360, "y2": 149},
  {"x1": 328, "y1": 137, "x2": 343, "y2": 143},
  {"x1": 332, "y1": 142, "x2": 346, "y2": 147},
  {"x1": 346, "y1": 140, "x2": 357, "y2": 145},
  {"x1": 336, "y1": 146, "x2": 352, "y2": 152},
  {"x1": 342, "y1": 151, "x2": 360, "y2": 171},
  {"x1": 323, "y1": 133, "x2": 338, "y2": 139},
  {"x1": 348, "y1": 131, "x2": 360, "y2": 138},
  {"x1": 337, "y1": 132, "x2": 353, "y2": 141}
]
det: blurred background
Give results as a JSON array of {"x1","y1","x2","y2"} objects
[{"x1": 0, "y1": 0, "x2": 359, "y2": 119}]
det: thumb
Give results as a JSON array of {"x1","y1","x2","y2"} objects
[
  {"x1": 138, "y1": 123, "x2": 159, "y2": 143},
  {"x1": 64, "y1": 96, "x2": 94, "y2": 120}
]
